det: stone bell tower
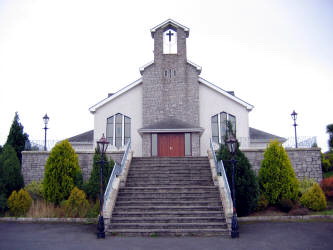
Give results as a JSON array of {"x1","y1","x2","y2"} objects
[{"x1": 140, "y1": 19, "x2": 202, "y2": 157}]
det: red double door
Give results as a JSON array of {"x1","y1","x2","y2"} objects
[{"x1": 158, "y1": 133, "x2": 185, "y2": 157}]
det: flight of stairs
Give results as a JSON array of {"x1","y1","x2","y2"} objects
[{"x1": 107, "y1": 157, "x2": 229, "y2": 236}]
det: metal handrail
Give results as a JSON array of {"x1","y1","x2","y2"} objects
[
  {"x1": 103, "y1": 139, "x2": 131, "y2": 204},
  {"x1": 209, "y1": 138, "x2": 233, "y2": 215},
  {"x1": 210, "y1": 138, "x2": 221, "y2": 175},
  {"x1": 219, "y1": 159, "x2": 232, "y2": 205}
]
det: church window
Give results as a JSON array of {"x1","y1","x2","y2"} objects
[
  {"x1": 211, "y1": 115, "x2": 219, "y2": 143},
  {"x1": 211, "y1": 112, "x2": 236, "y2": 144},
  {"x1": 163, "y1": 28, "x2": 177, "y2": 54},
  {"x1": 106, "y1": 113, "x2": 131, "y2": 148}
]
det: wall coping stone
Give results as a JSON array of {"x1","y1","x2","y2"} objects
[{"x1": 241, "y1": 148, "x2": 321, "y2": 153}]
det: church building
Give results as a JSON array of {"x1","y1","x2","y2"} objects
[{"x1": 83, "y1": 19, "x2": 284, "y2": 156}]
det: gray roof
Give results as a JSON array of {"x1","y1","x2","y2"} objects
[
  {"x1": 67, "y1": 130, "x2": 93, "y2": 142},
  {"x1": 249, "y1": 127, "x2": 286, "y2": 142}
]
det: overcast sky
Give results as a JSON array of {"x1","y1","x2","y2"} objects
[{"x1": 0, "y1": 0, "x2": 332, "y2": 151}]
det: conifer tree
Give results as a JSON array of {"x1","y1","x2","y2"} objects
[
  {"x1": 0, "y1": 145, "x2": 24, "y2": 197},
  {"x1": 43, "y1": 140, "x2": 82, "y2": 204},
  {"x1": 259, "y1": 140, "x2": 299, "y2": 205},
  {"x1": 217, "y1": 142, "x2": 259, "y2": 216},
  {"x1": 5, "y1": 112, "x2": 30, "y2": 163},
  {"x1": 327, "y1": 124, "x2": 333, "y2": 151},
  {"x1": 84, "y1": 148, "x2": 114, "y2": 200}
]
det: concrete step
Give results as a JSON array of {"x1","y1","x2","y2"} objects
[
  {"x1": 110, "y1": 216, "x2": 225, "y2": 224},
  {"x1": 113, "y1": 205, "x2": 223, "y2": 212},
  {"x1": 118, "y1": 186, "x2": 219, "y2": 193},
  {"x1": 106, "y1": 228, "x2": 230, "y2": 237},
  {"x1": 110, "y1": 222, "x2": 227, "y2": 230},
  {"x1": 112, "y1": 211, "x2": 224, "y2": 218},
  {"x1": 115, "y1": 200, "x2": 222, "y2": 206},
  {"x1": 117, "y1": 192, "x2": 220, "y2": 200}
]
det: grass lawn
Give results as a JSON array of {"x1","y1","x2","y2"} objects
[{"x1": 323, "y1": 171, "x2": 333, "y2": 178}]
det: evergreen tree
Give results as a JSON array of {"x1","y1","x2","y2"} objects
[
  {"x1": 327, "y1": 124, "x2": 333, "y2": 151},
  {"x1": 258, "y1": 140, "x2": 299, "y2": 205},
  {"x1": 84, "y1": 148, "x2": 114, "y2": 200},
  {"x1": 5, "y1": 112, "x2": 30, "y2": 163},
  {"x1": 43, "y1": 140, "x2": 82, "y2": 204},
  {"x1": 0, "y1": 145, "x2": 24, "y2": 197},
  {"x1": 217, "y1": 142, "x2": 259, "y2": 216}
]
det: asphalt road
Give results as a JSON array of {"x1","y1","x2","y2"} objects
[{"x1": 0, "y1": 221, "x2": 332, "y2": 250}]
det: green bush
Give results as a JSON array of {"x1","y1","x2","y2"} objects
[
  {"x1": 0, "y1": 194, "x2": 7, "y2": 213},
  {"x1": 217, "y1": 143, "x2": 259, "y2": 216},
  {"x1": 83, "y1": 149, "x2": 114, "y2": 200},
  {"x1": 258, "y1": 140, "x2": 299, "y2": 205},
  {"x1": 0, "y1": 144, "x2": 24, "y2": 198},
  {"x1": 298, "y1": 178, "x2": 316, "y2": 197},
  {"x1": 256, "y1": 194, "x2": 269, "y2": 211},
  {"x1": 62, "y1": 187, "x2": 89, "y2": 217},
  {"x1": 86, "y1": 199, "x2": 100, "y2": 218},
  {"x1": 300, "y1": 183, "x2": 327, "y2": 211},
  {"x1": 25, "y1": 181, "x2": 44, "y2": 200},
  {"x1": 7, "y1": 189, "x2": 32, "y2": 216},
  {"x1": 43, "y1": 140, "x2": 82, "y2": 205}
]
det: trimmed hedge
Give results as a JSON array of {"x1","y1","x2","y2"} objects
[
  {"x1": 300, "y1": 183, "x2": 326, "y2": 211},
  {"x1": 259, "y1": 140, "x2": 299, "y2": 205},
  {"x1": 43, "y1": 140, "x2": 82, "y2": 205},
  {"x1": 7, "y1": 189, "x2": 32, "y2": 216}
]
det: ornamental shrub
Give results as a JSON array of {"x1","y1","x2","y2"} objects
[
  {"x1": 278, "y1": 198, "x2": 294, "y2": 213},
  {"x1": 83, "y1": 148, "x2": 114, "y2": 200},
  {"x1": 300, "y1": 183, "x2": 326, "y2": 211},
  {"x1": 320, "y1": 176, "x2": 333, "y2": 199},
  {"x1": 298, "y1": 178, "x2": 316, "y2": 197},
  {"x1": 0, "y1": 194, "x2": 7, "y2": 213},
  {"x1": 7, "y1": 189, "x2": 32, "y2": 216},
  {"x1": 256, "y1": 194, "x2": 269, "y2": 211},
  {"x1": 62, "y1": 187, "x2": 89, "y2": 217},
  {"x1": 217, "y1": 143, "x2": 259, "y2": 216},
  {"x1": 43, "y1": 140, "x2": 82, "y2": 205},
  {"x1": 0, "y1": 144, "x2": 24, "y2": 198},
  {"x1": 25, "y1": 181, "x2": 44, "y2": 200},
  {"x1": 258, "y1": 140, "x2": 299, "y2": 205}
]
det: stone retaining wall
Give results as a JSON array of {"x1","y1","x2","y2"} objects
[
  {"x1": 243, "y1": 148, "x2": 322, "y2": 182},
  {"x1": 22, "y1": 151, "x2": 124, "y2": 185}
]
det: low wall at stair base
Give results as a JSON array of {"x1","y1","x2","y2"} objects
[
  {"x1": 243, "y1": 148, "x2": 322, "y2": 183},
  {"x1": 22, "y1": 151, "x2": 124, "y2": 185}
]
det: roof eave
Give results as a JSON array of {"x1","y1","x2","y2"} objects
[
  {"x1": 150, "y1": 19, "x2": 190, "y2": 38},
  {"x1": 198, "y1": 77, "x2": 254, "y2": 111}
]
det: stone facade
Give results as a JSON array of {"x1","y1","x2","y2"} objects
[
  {"x1": 141, "y1": 21, "x2": 200, "y2": 156},
  {"x1": 22, "y1": 151, "x2": 124, "y2": 185},
  {"x1": 243, "y1": 148, "x2": 322, "y2": 182}
]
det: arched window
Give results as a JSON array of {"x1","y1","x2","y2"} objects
[
  {"x1": 163, "y1": 28, "x2": 177, "y2": 54},
  {"x1": 106, "y1": 113, "x2": 131, "y2": 148},
  {"x1": 211, "y1": 112, "x2": 236, "y2": 144}
]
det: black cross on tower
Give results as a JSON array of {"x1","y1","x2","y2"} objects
[{"x1": 166, "y1": 30, "x2": 174, "y2": 42}]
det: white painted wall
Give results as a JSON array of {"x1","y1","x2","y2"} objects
[
  {"x1": 93, "y1": 83, "x2": 143, "y2": 156},
  {"x1": 199, "y1": 83, "x2": 250, "y2": 156}
]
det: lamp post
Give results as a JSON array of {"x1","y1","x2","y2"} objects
[
  {"x1": 226, "y1": 136, "x2": 239, "y2": 238},
  {"x1": 291, "y1": 110, "x2": 298, "y2": 148},
  {"x1": 43, "y1": 114, "x2": 49, "y2": 151},
  {"x1": 96, "y1": 134, "x2": 109, "y2": 239}
]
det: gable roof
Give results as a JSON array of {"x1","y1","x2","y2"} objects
[
  {"x1": 67, "y1": 130, "x2": 94, "y2": 142},
  {"x1": 199, "y1": 77, "x2": 254, "y2": 111},
  {"x1": 89, "y1": 78, "x2": 142, "y2": 113},
  {"x1": 249, "y1": 127, "x2": 286, "y2": 143},
  {"x1": 150, "y1": 19, "x2": 190, "y2": 38}
]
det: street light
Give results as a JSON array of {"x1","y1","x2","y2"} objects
[
  {"x1": 291, "y1": 110, "x2": 298, "y2": 148},
  {"x1": 226, "y1": 135, "x2": 239, "y2": 238},
  {"x1": 96, "y1": 134, "x2": 109, "y2": 239},
  {"x1": 43, "y1": 114, "x2": 49, "y2": 151}
]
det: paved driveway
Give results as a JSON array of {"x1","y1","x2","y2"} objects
[{"x1": 0, "y1": 221, "x2": 332, "y2": 250}]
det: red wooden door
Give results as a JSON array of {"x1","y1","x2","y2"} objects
[{"x1": 158, "y1": 134, "x2": 185, "y2": 157}]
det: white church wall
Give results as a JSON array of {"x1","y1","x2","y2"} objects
[
  {"x1": 199, "y1": 83, "x2": 250, "y2": 156},
  {"x1": 93, "y1": 83, "x2": 143, "y2": 156}
]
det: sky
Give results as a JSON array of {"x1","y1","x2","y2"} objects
[{"x1": 0, "y1": 0, "x2": 332, "y2": 151}]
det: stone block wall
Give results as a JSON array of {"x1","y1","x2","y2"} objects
[
  {"x1": 22, "y1": 151, "x2": 124, "y2": 185},
  {"x1": 243, "y1": 148, "x2": 322, "y2": 182}
]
